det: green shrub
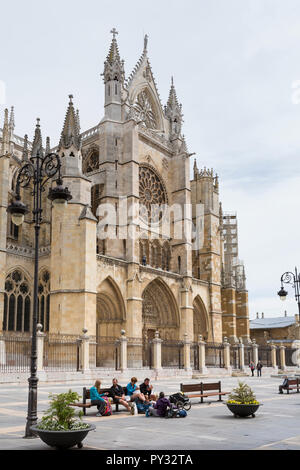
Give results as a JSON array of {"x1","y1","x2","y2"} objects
[
  {"x1": 227, "y1": 381, "x2": 259, "y2": 405},
  {"x1": 37, "y1": 390, "x2": 90, "y2": 431}
]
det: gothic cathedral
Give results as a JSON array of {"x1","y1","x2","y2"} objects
[{"x1": 0, "y1": 30, "x2": 250, "y2": 368}]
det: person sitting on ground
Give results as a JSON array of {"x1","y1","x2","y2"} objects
[
  {"x1": 90, "y1": 379, "x2": 109, "y2": 417},
  {"x1": 147, "y1": 392, "x2": 172, "y2": 417},
  {"x1": 279, "y1": 375, "x2": 289, "y2": 394},
  {"x1": 140, "y1": 378, "x2": 156, "y2": 401},
  {"x1": 126, "y1": 377, "x2": 146, "y2": 402},
  {"x1": 134, "y1": 395, "x2": 152, "y2": 414},
  {"x1": 109, "y1": 378, "x2": 132, "y2": 412}
]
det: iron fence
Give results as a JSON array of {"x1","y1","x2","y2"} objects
[
  {"x1": 95, "y1": 336, "x2": 120, "y2": 369},
  {"x1": 43, "y1": 334, "x2": 80, "y2": 371},
  {"x1": 230, "y1": 344, "x2": 240, "y2": 369},
  {"x1": 190, "y1": 342, "x2": 199, "y2": 370},
  {"x1": 161, "y1": 339, "x2": 183, "y2": 369},
  {"x1": 127, "y1": 337, "x2": 143, "y2": 369},
  {"x1": 205, "y1": 342, "x2": 225, "y2": 368},
  {"x1": 244, "y1": 345, "x2": 253, "y2": 366},
  {"x1": 0, "y1": 333, "x2": 31, "y2": 372},
  {"x1": 142, "y1": 337, "x2": 152, "y2": 368},
  {"x1": 257, "y1": 345, "x2": 272, "y2": 367}
]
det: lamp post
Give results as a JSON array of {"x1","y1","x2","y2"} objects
[
  {"x1": 7, "y1": 139, "x2": 72, "y2": 438},
  {"x1": 277, "y1": 267, "x2": 300, "y2": 315}
]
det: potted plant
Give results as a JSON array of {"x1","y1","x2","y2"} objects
[
  {"x1": 30, "y1": 390, "x2": 95, "y2": 449},
  {"x1": 226, "y1": 381, "x2": 261, "y2": 418}
]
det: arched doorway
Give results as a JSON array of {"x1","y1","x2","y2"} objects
[
  {"x1": 193, "y1": 295, "x2": 209, "y2": 342},
  {"x1": 142, "y1": 278, "x2": 180, "y2": 367},
  {"x1": 96, "y1": 277, "x2": 126, "y2": 368}
]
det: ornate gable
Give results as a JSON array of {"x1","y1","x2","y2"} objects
[{"x1": 125, "y1": 35, "x2": 167, "y2": 132}]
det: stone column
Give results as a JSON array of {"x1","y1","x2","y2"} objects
[
  {"x1": 152, "y1": 330, "x2": 162, "y2": 371},
  {"x1": 36, "y1": 324, "x2": 46, "y2": 372},
  {"x1": 183, "y1": 333, "x2": 192, "y2": 372},
  {"x1": 119, "y1": 329, "x2": 128, "y2": 372},
  {"x1": 197, "y1": 335, "x2": 208, "y2": 374},
  {"x1": 79, "y1": 328, "x2": 90, "y2": 373},
  {"x1": 291, "y1": 340, "x2": 300, "y2": 368},
  {"x1": 238, "y1": 337, "x2": 245, "y2": 371},
  {"x1": 270, "y1": 343, "x2": 278, "y2": 371},
  {"x1": 280, "y1": 345, "x2": 286, "y2": 371},
  {"x1": 223, "y1": 337, "x2": 232, "y2": 373},
  {"x1": 252, "y1": 339, "x2": 258, "y2": 367}
]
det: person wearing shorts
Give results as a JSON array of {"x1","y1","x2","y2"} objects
[
  {"x1": 109, "y1": 378, "x2": 132, "y2": 412},
  {"x1": 126, "y1": 377, "x2": 146, "y2": 402}
]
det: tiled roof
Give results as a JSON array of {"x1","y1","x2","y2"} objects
[{"x1": 250, "y1": 317, "x2": 296, "y2": 330}]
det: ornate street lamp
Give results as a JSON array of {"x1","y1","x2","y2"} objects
[
  {"x1": 7, "y1": 131, "x2": 72, "y2": 438},
  {"x1": 277, "y1": 267, "x2": 300, "y2": 315}
]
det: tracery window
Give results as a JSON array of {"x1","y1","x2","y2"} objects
[
  {"x1": 83, "y1": 148, "x2": 99, "y2": 173},
  {"x1": 133, "y1": 90, "x2": 158, "y2": 129},
  {"x1": 139, "y1": 165, "x2": 167, "y2": 223},
  {"x1": 3, "y1": 270, "x2": 31, "y2": 332}
]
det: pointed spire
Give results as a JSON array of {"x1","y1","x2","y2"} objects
[
  {"x1": 31, "y1": 118, "x2": 44, "y2": 158},
  {"x1": 58, "y1": 95, "x2": 81, "y2": 151},
  {"x1": 165, "y1": 77, "x2": 183, "y2": 138},
  {"x1": 193, "y1": 158, "x2": 199, "y2": 179},
  {"x1": 22, "y1": 134, "x2": 29, "y2": 160},
  {"x1": 9, "y1": 106, "x2": 15, "y2": 139},
  {"x1": 76, "y1": 109, "x2": 80, "y2": 134},
  {"x1": 102, "y1": 28, "x2": 125, "y2": 84},
  {"x1": 45, "y1": 136, "x2": 50, "y2": 156},
  {"x1": 1, "y1": 108, "x2": 9, "y2": 155}
]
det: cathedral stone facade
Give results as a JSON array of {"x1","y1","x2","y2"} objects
[{"x1": 0, "y1": 30, "x2": 250, "y2": 369}]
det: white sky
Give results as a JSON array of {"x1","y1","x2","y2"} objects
[{"x1": 1, "y1": 0, "x2": 300, "y2": 319}]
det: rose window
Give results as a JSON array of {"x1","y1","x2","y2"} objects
[{"x1": 139, "y1": 166, "x2": 167, "y2": 223}]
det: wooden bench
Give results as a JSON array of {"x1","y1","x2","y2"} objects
[
  {"x1": 279, "y1": 378, "x2": 300, "y2": 394},
  {"x1": 71, "y1": 386, "x2": 128, "y2": 415},
  {"x1": 180, "y1": 381, "x2": 229, "y2": 403}
]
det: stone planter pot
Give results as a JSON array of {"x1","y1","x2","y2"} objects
[
  {"x1": 226, "y1": 403, "x2": 261, "y2": 418},
  {"x1": 30, "y1": 423, "x2": 96, "y2": 449}
]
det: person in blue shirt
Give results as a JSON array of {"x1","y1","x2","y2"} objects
[
  {"x1": 126, "y1": 377, "x2": 146, "y2": 403},
  {"x1": 90, "y1": 379, "x2": 109, "y2": 416}
]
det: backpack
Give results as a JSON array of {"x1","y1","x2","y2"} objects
[{"x1": 101, "y1": 396, "x2": 112, "y2": 416}]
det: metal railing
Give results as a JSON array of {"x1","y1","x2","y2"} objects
[
  {"x1": 205, "y1": 343, "x2": 225, "y2": 368},
  {"x1": 190, "y1": 342, "x2": 199, "y2": 370},
  {"x1": 257, "y1": 345, "x2": 272, "y2": 367},
  {"x1": 230, "y1": 344, "x2": 240, "y2": 369},
  {"x1": 0, "y1": 333, "x2": 31, "y2": 372},
  {"x1": 95, "y1": 336, "x2": 120, "y2": 369},
  {"x1": 161, "y1": 339, "x2": 183, "y2": 369},
  {"x1": 43, "y1": 334, "x2": 80, "y2": 371}
]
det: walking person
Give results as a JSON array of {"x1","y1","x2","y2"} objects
[
  {"x1": 90, "y1": 379, "x2": 109, "y2": 416},
  {"x1": 249, "y1": 361, "x2": 255, "y2": 377},
  {"x1": 256, "y1": 360, "x2": 263, "y2": 377}
]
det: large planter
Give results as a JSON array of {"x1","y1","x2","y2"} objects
[
  {"x1": 226, "y1": 403, "x2": 261, "y2": 418},
  {"x1": 30, "y1": 423, "x2": 96, "y2": 449}
]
